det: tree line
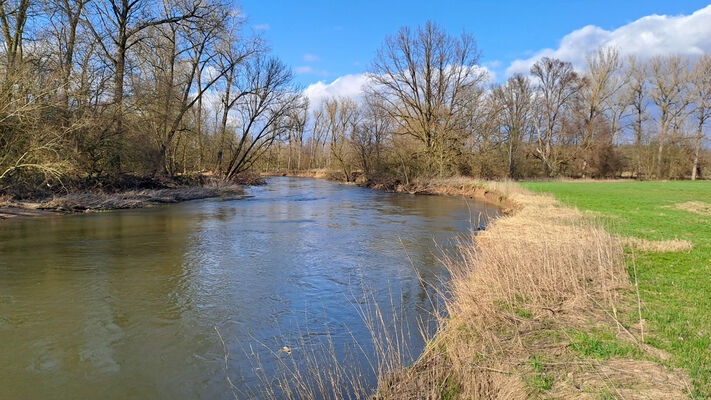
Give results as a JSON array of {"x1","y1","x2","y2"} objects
[
  {"x1": 1, "y1": 13, "x2": 709, "y2": 198},
  {"x1": 261, "y1": 22, "x2": 711, "y2": 182}
]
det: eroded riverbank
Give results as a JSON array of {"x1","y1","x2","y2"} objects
[{"x1": 0, "y1": 184, "x2": 246, "y2": 220}]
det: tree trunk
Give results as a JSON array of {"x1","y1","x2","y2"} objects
[
  {"x1": 656, "y1": 120, "x2": 666, "y2": 179},
  {"x1": 196, "y1": 71, "x2": 203, "y2": 170},
  {"x1": 215, "y1": 74, "x2": 233, "y2": 173},
  {"x1": 692, "y1": 120, "x2": 704, "y2": 180}
]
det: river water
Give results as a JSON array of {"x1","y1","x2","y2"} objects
[{"x1": 0, "y1": 177, "x2": 497, "y2": 399}]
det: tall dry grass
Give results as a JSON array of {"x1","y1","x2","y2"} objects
[{"x1": 374, "y1": 182, "x2": 658, "y2": 399}]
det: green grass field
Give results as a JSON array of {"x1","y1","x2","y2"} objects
[{"x1": 521, "y1": 181, "x2": 711, "y2": 398}]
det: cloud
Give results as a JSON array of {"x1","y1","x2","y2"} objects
[
  {"x1": 253, "y1": 23, "x2": 270, "y2": 31},
  {"x1": 506, "y1": 5, "x2": 711, "y2": 76},
  {"x1": 303, "y1": 74, "x2": 371, "y2": 108},
  {"x1": 295, "y1": 66, "x2": 315, "y2": 74},
  {"x1": 484, "y1": 60, "x2": 502, "y2": 69},
  {"x1": 303, "y1": 53, "x2": 320, "y2": 62},
  {"x1": 295, "y1": 66, "x2": 330, "y2": 77},
  {"x1": 302, "y1": 66, "x2": 495, "y2": 109},
  {"x1": 475, "y1": 65, "x2": 496, "y2": 84}
]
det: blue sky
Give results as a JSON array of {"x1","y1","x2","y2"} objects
[{"x1": 238, "y1": 0, "x2": 711, "y2": 89}]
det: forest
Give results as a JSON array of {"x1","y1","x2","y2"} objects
[{"x1": 0, "y1": 0, "x2": 709, "y2": 200}]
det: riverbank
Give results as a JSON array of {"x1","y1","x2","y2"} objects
[
  {"x1": 259, "y1": 171, "x2": 691, "y2": 398},
  {"x1": 0, "y1": 173, "x2": 261, "y2": 219},
  {"x1": 370, "y1": 180, "x2": 690, "y2": 399},
  {"x1": 261, "y1": 170, "x2": 517, "y2": 212}
]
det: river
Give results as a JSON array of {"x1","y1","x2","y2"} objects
[{"x1": 0, "y1": 177, "x2": 498, "y2": 399}]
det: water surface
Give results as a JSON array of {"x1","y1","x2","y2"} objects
[{"x1": 0, "y1": 177, "x2": 497, "y2": 399}]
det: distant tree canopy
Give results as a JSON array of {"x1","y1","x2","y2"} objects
[
  {"x1": 264, "y1": 37, "x2": 709, "y2": 182},
  {"x1": 0, "y1": 14, "x2": 709, "y2": 197}
]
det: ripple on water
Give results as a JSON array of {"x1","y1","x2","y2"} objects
[{"x1": 0, "y1": 176, "x2": 499, "y2": 399}]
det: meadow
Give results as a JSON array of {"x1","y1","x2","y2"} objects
[{"x1": 522, "y1": 181, "x2": 711, "y2": 398}]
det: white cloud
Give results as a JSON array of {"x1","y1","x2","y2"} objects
[
  {"x1": 484, "y1": 60, "x2": 502, "y2": 69},
  {"x1": 302, "y1": 66, "x2": 495, "y2": 109},
  {"x1": 303, "y1": 53, "x2": 320, "y2": 62},
  {"x1": 295, "y1": 66, "x2": 315, "y2": 74},
  {"x1": 253, "y1": 23, "x2": 270, "y2": 31},
  {"x1": 303, "y1": 74, "x2": 371, "y2": 108},
  {"x1": 295, "y1": 66, "x2": 330, "y2": 77},
  {"x1": 475, "y1": 65, "x2": 496, "y2": 84},
  {"x1": 506, "y1": 5, "x2": 711, "y2": 76}
]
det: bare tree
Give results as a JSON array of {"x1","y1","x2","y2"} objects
[
  {"x1": 493, "y1": 74, "x2": 532, "y2": 178},
  {"x1": 321, "y1": 97, "x2": 359, "y2": 182},
  {"x1": 222, "y1": 56, "x2": 301, "y2": 179},
  {"x1": 368, "y1": 21, "x2": 486, "y2": 176},
  {"x1": 530, "y1": 57, "x2": 580, "y2": 176},
  {"x1": 83, "y1": 0, "x2": 207, "y2": 141},
  {"x1": 213, "y1": 13, "x2": 257, "y2": 172},
  {"x1": 689, "y1": 54, "x2": 711, "y2": 180},
  {"x1": 136, "y1": 8, "x2": 227, "y2": 175},
  {"x1": 624, "y1": 56, "x2": 648, "y2": 177},
  {"x1": 286, "y1": 97, "x2": 308, "y2": 170},
  {"x1": 354, "y1": 97, "x2": 393, "y2": 177},
  {"x1": 0, "y1": 0, "x2": 32, "y2": 101},
  {"x1": 576, "y1": 48, "x2": 625, "y2": 176},
  {"x1": 649, "y1": 55, "x2": 689, "y2": 179},
  {"x1": 45, "y1": 0, "x2": 90, "y2": 109}
]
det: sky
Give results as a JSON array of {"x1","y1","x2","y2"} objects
[{"x1": 238, "y1": 0, "x2": 711, "y2": 105}]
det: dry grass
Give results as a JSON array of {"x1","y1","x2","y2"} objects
[
  {"x1": 374, "y1": 181, "x2": 689, "y2": 399},
  {"x1": 673, "y1": 201, "x2": 711, "y2": 216},
  {"x1": 549, "y1": 359, "x2": 690, "y2": 399},
  {"x1": 381, "y1": 177, "x2": 520, "y2": 213},
  {"x1": 621, "y1": 237, "x2": 693, "y2": 252}
]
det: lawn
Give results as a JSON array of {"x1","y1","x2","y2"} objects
[{"x1": 521, "y1": 181, "x2": 711, "y2": 398}]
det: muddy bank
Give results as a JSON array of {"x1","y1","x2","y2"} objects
[
  {"x1": 0, "y1": 184, "x2": 246, "y2": 220},
  {"x1": 0, "y1": 172, "x2": 267, "y2": 220},
  {"x1": 261, "y1": 169, "x2": 332, "y2": 180}
]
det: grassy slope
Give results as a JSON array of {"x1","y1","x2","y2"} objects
[{"x1": 522, "y1": 181, "x2": 711, "y2": 398}]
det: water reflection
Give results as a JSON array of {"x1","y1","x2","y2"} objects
[{"x1": 0, "y1": 177, "x2": 498, "y2": 399}]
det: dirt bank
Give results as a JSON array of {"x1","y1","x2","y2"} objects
[{"x1": 0, "y1": 184, "x2": 245, "y2": 220}]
